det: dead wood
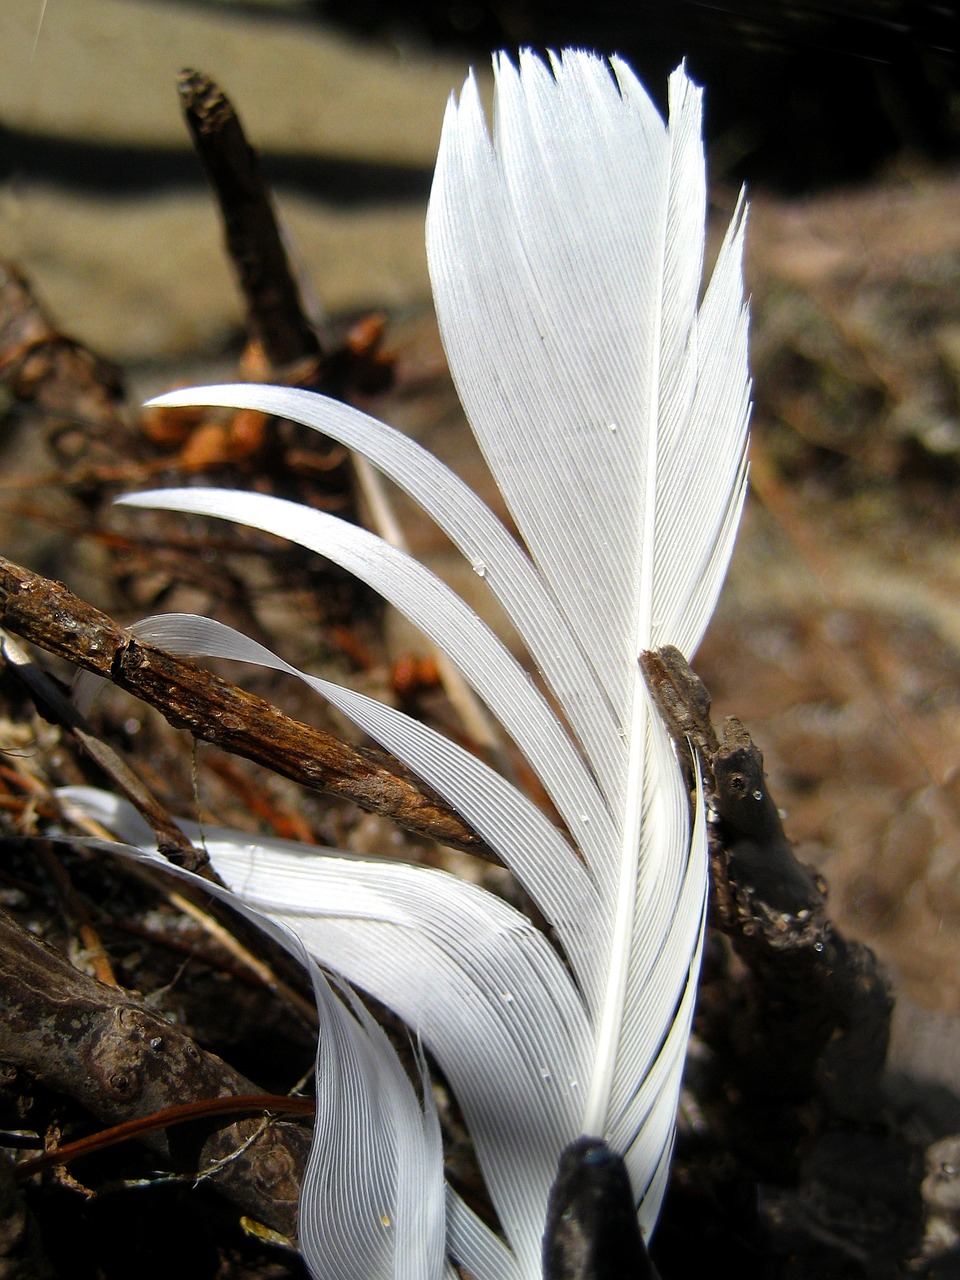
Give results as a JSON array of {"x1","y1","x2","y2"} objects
[
  {"x1": 178, "y1": 69, "x2": 324, "y2": 379},
  {"x1": 643, "y1": 643, "x2": 893, "y2": 1123},
  {"x1": 0, "y1": 906, "x2": 309, "y2": 1238},
  {"x1": 0, "y1": 555, "x2": 490, "y2": 860},
  {"x1": 177, "y1": 67, "x2": 393, "y2": 404},
  {"x1": 641, "y1": 646, "x2": 922, "y2": 1274}
]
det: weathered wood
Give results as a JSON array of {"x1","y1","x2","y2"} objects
[
  {"x1": 642, "y1": 644, "x2": 893, "y2": 1125},
  {"x1": 0, "y1": 908, "x2": 309, "y2": 1238},
  {"x1": 0, "y1": 555, "x2": 491, "y2": 860},
  {"x1": 178, "y1": 69, "x2": 324, "y2": 377}
]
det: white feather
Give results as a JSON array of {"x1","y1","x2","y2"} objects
[
  {"x1": 58, "y1": 787, "x2": 451, "y2": 1280},
  {"x1": 90, "y1": 49, "x2": 749, "y2": 1280}
]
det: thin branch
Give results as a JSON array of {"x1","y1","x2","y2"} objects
[
  {"x1": 178, "y1": 69, "x2": 324, "y2": 376},
  {"x1": 0, "y1": 556, "x2": 492, "y2": 860},
  {"x1": 14, "y1": 1092, "x2": 315, "y2": 1182}
]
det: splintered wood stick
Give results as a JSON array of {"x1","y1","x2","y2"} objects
[
  {"x1": 0, "y1": 555, "x2": 492, "y2": 861},
  {"x1": 178, "y1": 68, "x2": 324, "y2": 375}
]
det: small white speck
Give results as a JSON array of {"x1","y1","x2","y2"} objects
[
  {"x1": 472, "y1": 562, "x2": 487, "y2": 578},
  {"x1": 540, "y1": 1069, "x2": 551, "y2": 1083},
  {"x1": 501, "y1": 992, "x2": 514, "y2": 1004},
  {"x1": 569, "y1": 1079, "x2": 579, "y2": 1090},
  {"x1": 752, "y1": 789, "x2": 763, "y2": 801},
  {"x1": 608, "y1": 421, "x2": 619, "y2": 433}
]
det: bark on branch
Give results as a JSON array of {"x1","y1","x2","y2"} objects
[
  {"x1": 0, "y1": 556, "x2": 491, "y2": 860},
  {"x1": 0, "y1": 907, "x2": 309, "y2": 1237},
  {"x1": 642, "y1": 645, "x2": 893, "y2": 1125},
  {"x1": 178, "y1": 69, "x2": 323, "y2": 377}
]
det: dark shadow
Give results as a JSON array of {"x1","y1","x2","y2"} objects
[
  {"x1": 0, "y1": 126, "x2": 433, "y2": 205},
  {"x1": 148, "y1": 0, "x2": 959, "y2": 192}
]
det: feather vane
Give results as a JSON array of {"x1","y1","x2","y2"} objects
[{"x1": 79, "y1": 49, "x2": 750, "y2": 1280}]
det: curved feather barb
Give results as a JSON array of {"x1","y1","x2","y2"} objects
[{"x1": 86, "y1": 49, "x2": 750, "y2": 1280}]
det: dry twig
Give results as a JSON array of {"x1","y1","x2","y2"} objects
[{"x1": 0, "y1": 556, "x2": 491, "y2": 860}]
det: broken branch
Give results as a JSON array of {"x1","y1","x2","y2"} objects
[{"x1": 0, "y1": 556, "x2": 490, "y2": 860}]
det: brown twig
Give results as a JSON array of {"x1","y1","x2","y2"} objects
[
  {"x1": 13, "y1": 1092, "x2": 315, "y2": 1182},
  {"x1": 178, "y1": 69, "x2": 324, "y2": 377},
  {"x1": 0, "y1": 556, "x2": 492, "y2": 860}
]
